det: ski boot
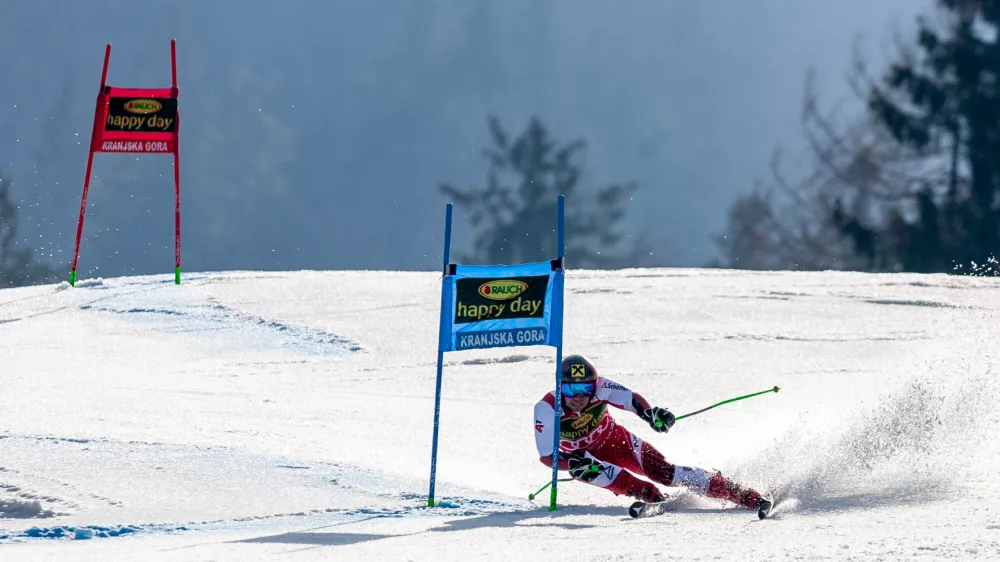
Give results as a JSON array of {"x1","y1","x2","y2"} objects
[{"x1": 755, "y1": 495, "x2": 773, "y2": 519}]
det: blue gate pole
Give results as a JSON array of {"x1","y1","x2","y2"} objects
[
  {"x1": 549, "y1": 195, "x2": 566, "y2": 511},
  {"x1": 428, "y1": 203, "x2": 453, "y2": 508}
]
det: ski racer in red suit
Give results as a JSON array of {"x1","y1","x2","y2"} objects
[{"x1": 534, "y1": 354, "x2": 772, "y2": 517}]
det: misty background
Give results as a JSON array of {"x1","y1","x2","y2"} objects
[{"x1": 0, "y1": 0, "x2": 942, "y2": 282}]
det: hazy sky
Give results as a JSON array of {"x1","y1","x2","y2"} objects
[{"x1": 0, "y1": 0, "x2": 933, "y2": 278}]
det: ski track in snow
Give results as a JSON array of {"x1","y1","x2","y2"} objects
[
  {"x1": 64, "y1": 277, "x2": 364, "y2": 355},
  {"x1": 0, "y1": 499, "x2": 523, "y2": 542},
  {"x1": 77, "y1": 296, "x2": 364, "y2": 354},
  {"x1": 0, "y1": 433, "x2": 528, "y2": 542}
]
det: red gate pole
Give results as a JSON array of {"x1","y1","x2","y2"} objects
[
  {"x1": 70, "y1": 44, "x2": 112, "y2": 287},
  {"x1": 70, "y1": 154, "x2": 96, "y2": 287},
  {"x1": 173, "y1": 140, "x2": 181, "y2": 285},
  {"x1": 170, "y1": 38, "x2": 181, "y2": 285}
]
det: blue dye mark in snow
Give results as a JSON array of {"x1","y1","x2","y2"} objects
[
  {"x1": 80, "y1": 305, "x2": 184, "y2": 316},
  {"x1": 74, "y1": 528, "x2": 94, "y2": 540},
  {"x1": 0, "y1": 496, "x2": 526, "y2": 542},
  {"x1": 126, "y1": 308, "x2": 186, "y2": 316},
  {"x1": 7, "y1": 435, "x2": 90, "y2": 445},
  {"x1": 13, "y1": 524, "x2": 145, "y2": 541},
  {"x1": 340, "y1": 496, "x2": 523, "y2": 520}
]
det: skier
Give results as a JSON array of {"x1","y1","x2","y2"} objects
[{"x1": 533, "y1": 354, "x2": 772, "y2": 518}]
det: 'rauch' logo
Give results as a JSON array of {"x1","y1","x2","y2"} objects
[
  {"x1": 124, "y1": 99, "x2": 162, "y2": 114},
  {"x1": 571, "y1": 413, "x2": 594, "y2": 430},
  {"x1": 478, "y1": 280, "x2": 527, "y2": 301}
]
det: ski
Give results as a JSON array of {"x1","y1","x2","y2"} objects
[
  {"x1": 629, "y1": 492, "x2": 777, "y2": 520},
  {"x1": 628, "y1": 498, "x2": 679, "y2": 518}
]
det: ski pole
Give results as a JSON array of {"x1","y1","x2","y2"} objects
[
  {"x1": 529, "y1": 386, "x2": 780, "y2": 498},
  {"x1": 668, "y1": 385, "x2": 780, "y2": 425},
  {"x1": 528, "y1": 462, "x2": 602, "y2": 500},
  {"x1": 528, "y1": 478, "x2": 571, "y2": 500}
]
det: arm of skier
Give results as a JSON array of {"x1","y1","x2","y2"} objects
[
  {"x1": 534, "y1": 398, "x2": 572, "y2": 470},
  {"x1": 598, "y1": 377, "x2": 675, "y2": 433},
  {"x1": 538, "y1": 455, "x2": 571, "y2": 470},
  {"x1": 635, "y1": 395, "x2": 675, "y2": 432}
]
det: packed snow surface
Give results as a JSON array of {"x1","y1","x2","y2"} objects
[{"x1": 2, "y1": 268, "x2": 999, "y2": 561}]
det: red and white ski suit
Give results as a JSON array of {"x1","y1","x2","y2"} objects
[{"x1": 533, "y1": 377, "x2": 762, "y2": 508}]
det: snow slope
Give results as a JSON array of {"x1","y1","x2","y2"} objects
[{"x1": 1, "y1": 268, "x2": 999, "y2": 561}]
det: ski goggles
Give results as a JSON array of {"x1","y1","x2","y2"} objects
[{"x1": 561, "y1": 382, "x2": 595, "y2": 397}]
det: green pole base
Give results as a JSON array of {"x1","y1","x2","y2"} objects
[
  {"x1": 428, "y1": 498, "x2": 435, "y2": 508},
  {"x1": 69, "y1": 270, "x2": 77, "y2": 286},
  {"x1": 175, "y1": 266, "x2": 181, "y2": 285}
]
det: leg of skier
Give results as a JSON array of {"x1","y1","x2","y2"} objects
[
  {"x1": 565, "y1": 450, "x2": 666, "y2": 503},
  {"x1": 636, "y1": 434, "x2": 769, "y2": 513},
  {"x1": 570, "y1": 424, "x2": 667, "y2": 503},
  {"x1": 586, "y1": 424, "x2": 769, "y2": 513}
]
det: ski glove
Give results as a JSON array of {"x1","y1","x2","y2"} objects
[
  {"x1": 567, "y1": 452, "x2": 605, "y2": 483},
  {"x1": 644, "y1": 407, "x2": 675, "y2": 433}
]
